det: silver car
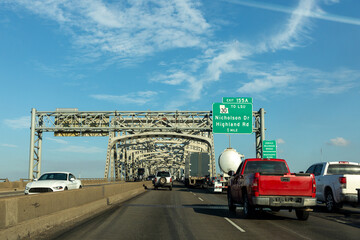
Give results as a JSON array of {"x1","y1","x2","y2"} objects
[{"x1": 153, "y1": 171, "x2": 173, "y2": 190}]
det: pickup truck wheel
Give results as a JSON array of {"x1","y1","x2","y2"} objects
[
  {"x1": 227, "y1": 191, "x2": 236, "y2": 213},
  {"x1": 295, "y1": 209, "x2": 309, "y2": 221},
  {"x1": 169, "y1": 186, "x2": 172, "y2": 191},
  {"x1": 243, "y1": 192, "x2": 254, "y2": 218},
  {"x1": 325, "y1": 190, "x2": 336, "y2": 212}
]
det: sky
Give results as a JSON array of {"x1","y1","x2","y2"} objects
[{"x1": 0, "y1": 0, "x2": 359, "y2": 180}]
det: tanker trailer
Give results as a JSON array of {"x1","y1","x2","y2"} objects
[{"x1": 217, "y1": 148, "x2": 244, "y2": 192}]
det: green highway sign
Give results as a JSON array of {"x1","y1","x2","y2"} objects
[
  {"x1": 263, "y1": 140, "x2": 277, "y2": 158},
  {"x1": 222, "y1": 97, "x2": 253, "y2": 104},
  {"x1": 212, "y1": 102, "x2": 253, "y2": 134}
]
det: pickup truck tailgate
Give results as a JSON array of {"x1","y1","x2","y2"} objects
[
  {"x1": 343, "y1": 175, "x2": 360, "y2": 194},
  {"x1": 258, "y1": 174, "x2": 314, "y2": 196}
]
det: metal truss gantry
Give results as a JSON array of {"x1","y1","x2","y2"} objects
[
  {"x1": 28, "y1": 108, "x2": 265, "y2": 180},
  {"x1": 28, "y1": 109, "x2": 216, "y2": 180}
]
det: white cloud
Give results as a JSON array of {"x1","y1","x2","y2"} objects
[
  {"x1": 8, "y1": 0, "x2": 210, "y2": 62},
  {"x1": 54, "y1": 145, "x2": 104, "y2": 153},
  {"x1": 3, "y1": 116, "x2": 30, "y2": 129},
  {"x1": 258, "y1": 0, "x2": 316, "y2": 52},
  {"x1": 277, "y1": 138, "x2": 285, "y2": 144},
  {"x1": 236, "y1": 62, "x2": 360, "y2": 96},
  {"x1": 327, "y1": 137, "x2": 350, "y2": 147},
  {"x1": 46, "y1": 138, "x2": 68, "y2": 144},
  {"x1": 91, "y1": 91, "x2": 158, "y2": 105},
  {"x1": 0, "y1": 143, "x2": 18, "y2": 148},
  {"x1": 226, "y1": 0, "x2": 360, "y2": 26}
]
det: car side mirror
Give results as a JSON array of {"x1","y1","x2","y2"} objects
[
  {"x1": 70, "y1": 177, "x2": 75, "y2": 181},
  {"x1": 228, "y1": 171, "x2": 235, "y2": 176}
]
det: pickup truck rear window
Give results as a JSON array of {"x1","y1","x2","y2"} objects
[
  {"x1": 157, "y1": 172, "x2": 170, "y2": 177},
  {"x1": 244, "y1": 161, "x2": 288, "y2": 175},
  {"x1": 327, "y1": 164, "x2": 360, "y2": 175}
]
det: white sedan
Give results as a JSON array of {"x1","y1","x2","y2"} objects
[{"x1": 25, "y1": 172, "x2": 82, "y2": 195}]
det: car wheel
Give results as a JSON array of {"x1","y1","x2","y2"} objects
[
  {"x1": 295, "y1": 209, "x2": 310, "y2": 221},
  {"x1": 325, "y1": 190, "x2": 336, "y2": 212},
  {"x1": 169, "y1": 186, "x2": 172, "y2": 191},
  {"x1": 243, "y1": 191, "x2": 254, "y2": 218},
  {"x1": 155, "y1": 186, "x2": 158, "y2": 190},
  {"x1": 79, "y1": 185, "x2": 82, "y2": 189},
  {"x1": 64, "y1": 187, "x2": 68, "y2": 190}
]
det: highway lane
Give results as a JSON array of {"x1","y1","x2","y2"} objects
[{"x1": 47, "y1": 182, "x2": 360, "y2": 240}]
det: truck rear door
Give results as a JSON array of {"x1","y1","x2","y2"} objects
[{"x1": 258, "y1": 174, "x2": 314, "y2": 196}]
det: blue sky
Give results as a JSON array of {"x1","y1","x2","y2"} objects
[{"x1": 0, "y1": 0, "x2": 359, "y2": 180}]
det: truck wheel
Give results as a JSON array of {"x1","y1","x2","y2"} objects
[
  {"x1": 169, "y1": 186, "x2": 172, "y2": 191},
  {"x1": 325, "y1": 190, "x2": 337, "y2": 212},
  {"x1": 295, "y1": 209, "x2": 309, "y2": 221},
  {"x1": 227, "y1": 191, "x2": 236, "y2": 213},
  {"x1": 243, "y1": 192, "x2": 254, "y2": 218}
]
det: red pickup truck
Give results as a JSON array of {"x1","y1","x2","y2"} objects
[{"x1": 227, "y1": 158, "x2": 316, "y2": 220}]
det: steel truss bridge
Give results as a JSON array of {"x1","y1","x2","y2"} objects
[{"x1": 28, "y1": 108, "x2": 265, "y2": 180}]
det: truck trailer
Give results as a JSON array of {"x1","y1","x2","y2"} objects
[{"x1": 185, "y1": 152, "x2": 210, "y2": 188}]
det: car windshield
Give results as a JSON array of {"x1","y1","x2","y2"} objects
[
  {"x1": 244, "y1": 161, "x2": 288, "y2": 174},
  {"x1": 38, "y1": 173, "x2": 68, "y2": 181},
  {"x1": 157, "y1": 172, "x2": 170, "y2": 177},
  {"x1": 327, "y1": 164, "x2": 360, "y2": 175}
]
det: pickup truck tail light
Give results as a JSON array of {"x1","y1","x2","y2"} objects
[
  {"x1": 339, "y1": 177, "x2": 346, "y2": 188},
  {"x1": 311, "y1": 174, "x2": 316, "y2": 198},
  {"x1": 252, "y1": 172, "x2": 260, "y2": 197},
  {"x1": 170, "y1": 177, "x2": 172, "y2": 183}
]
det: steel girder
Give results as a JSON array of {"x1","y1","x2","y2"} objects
[
  {"x1": 106, "y1": 132, "x2": 214, "y2": 180},
  {"x1": 28, "y1": 108, "x2": 265, "y2": 180}
]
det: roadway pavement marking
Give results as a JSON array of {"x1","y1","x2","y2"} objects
[
  {"x1": 335, "y1": 219, "x2": 347, "y2": 224},
  {"x1": 198, "y1": 197, "x2": 204, "y2": 201},
  {"x1": 224, "y1": 217, "x2": 246, "y2": 233}
]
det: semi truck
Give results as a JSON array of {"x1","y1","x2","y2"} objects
[
  {"x1": 217, "y1": 148, "x2": 244, "y2": 192},
  {"x1": 185, "y1": 152, "x2": 210, "y2": 188}
]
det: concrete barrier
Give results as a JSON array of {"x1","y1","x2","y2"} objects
[
  {"x1": 0, "y1": 181, "x2": 149, "y2": 240},
  {"x1": 0, "y1": 181, "x2": 28, "y2": 192}
]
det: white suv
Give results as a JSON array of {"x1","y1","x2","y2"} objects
[{"x1": 153, "y1": 171, "x2": 173, "y2": 191}]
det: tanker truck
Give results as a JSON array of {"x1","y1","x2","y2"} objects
[{"x1": 217, "y1": 148, "x2": 244, "y2": 192}]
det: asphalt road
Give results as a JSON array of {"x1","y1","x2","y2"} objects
[{"x1": 47, "y1": 182, "x2": 360, "y2": 240}]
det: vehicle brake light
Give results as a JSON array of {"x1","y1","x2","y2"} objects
[
  {"x1": 170, "y1": 178, "x2": 172, "y2": 182},
  {"x1": 311, "y1": 174, "x2": 316, "y2": 197},
  {"x1": 339, "y1": 177, "x2": 346, "y2": 188},
  {"x1": 339, "y1": 161, "x2": 349, "y2": 164},
  {"x1": 252, "y1": 172, "x2": 260, "y2": 197}
]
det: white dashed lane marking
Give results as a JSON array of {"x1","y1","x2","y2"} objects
[{"x1": 224, "y1": 217, "x2": 246, "y2": 233}]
